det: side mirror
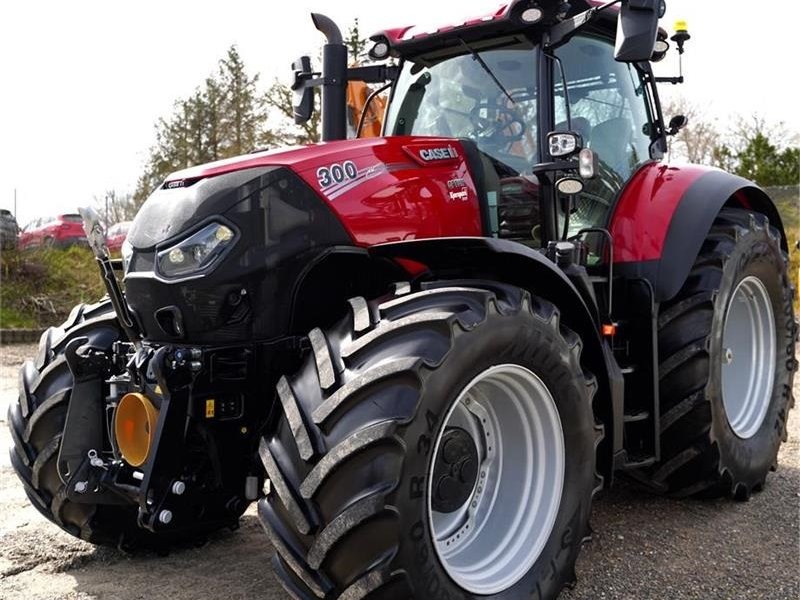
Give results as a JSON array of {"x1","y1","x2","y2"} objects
[
  {"x1": 78, "y1": 206, "x2": 109, "y2": 260},
  {"x1": 291, "y1": 56, "x2": 315, "y2": 125},
  {"x1": 667, "y1": 114, "x2": 688, "y2": 135},
  {"x1": 614, "y1": 0, "x2": 663, "y2": 62}
]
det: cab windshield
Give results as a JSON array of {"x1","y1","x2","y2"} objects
[{"x1": 385, "y1": 44, "x2": 540, "y2": 174}]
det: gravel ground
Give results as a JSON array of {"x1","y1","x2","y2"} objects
[{"x1": 0, "y1": 342, "x2": 798, "y2": 600}]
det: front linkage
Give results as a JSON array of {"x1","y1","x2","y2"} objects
[{"x1": 57, "y1": 337, "x2": 252, "y2": 535}]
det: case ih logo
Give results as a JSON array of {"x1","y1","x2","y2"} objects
[{"x1": 419, "y1": 146, "x2": 459, "y2": 161}]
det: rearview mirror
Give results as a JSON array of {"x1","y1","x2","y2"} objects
[
  {"x1": 667, "y1": 114, "x2": 688, "y2": 135},
  {"x1": 614, "y1": 0, "x2": 662, "y2": 62},
  {"x1": 291, "y1": 56, "x2": 315, "y2": 124},
  {"x1": 78, "y1": 206, "x2": 109, "y2": 260}
]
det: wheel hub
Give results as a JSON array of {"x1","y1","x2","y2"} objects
[
  {"x1": 427, "y1": 364, "x2": 565, "y2": 595},
  {"x1": 721, "y1": 276, "x2": 776, "y2": 439},
  {"x1": 431, "y1": 427, "x2": 479, "y2": 513}
]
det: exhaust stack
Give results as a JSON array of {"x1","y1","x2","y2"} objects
[{"x1": 311, "y1": 13, "x2": 348, "y2": 141}]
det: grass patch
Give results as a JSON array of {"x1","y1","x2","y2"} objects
[{"x1": 0, "y1": 246, "x2": 106, "y2": 329}]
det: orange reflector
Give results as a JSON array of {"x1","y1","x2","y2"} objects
[
  {"x1": 601, "y1": 323, "x2": 617, "y2": 337},
  {"x1": 114, "y1": 392, "x2": 159, "y2": 467}
]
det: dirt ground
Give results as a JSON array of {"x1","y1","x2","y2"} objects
[{"x1": 1, "y1": 342, "x2": 798, "y2": 600}]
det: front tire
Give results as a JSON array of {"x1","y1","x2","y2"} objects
[
  {"x1": 642, "y1": 208, "x2": 796, "y2": 498},
  {"x1": 259, "y1": 282, "x2": 600, "y2": 599}
]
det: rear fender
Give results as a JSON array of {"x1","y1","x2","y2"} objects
[
  {"x1": 371, "y1": 237, "x2": 621, "y2": 483},
  {"x1": 610, "y1": 164, "x2": 788, "y2": 302}
]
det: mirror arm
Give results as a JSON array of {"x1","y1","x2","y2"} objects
[{"x1": 347, "y1": 65, "x2": 399, "y2": 84}]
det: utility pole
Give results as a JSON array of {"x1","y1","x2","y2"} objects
[{"x1": 13, "y1": 188, "x2": 17, "y2": 219}]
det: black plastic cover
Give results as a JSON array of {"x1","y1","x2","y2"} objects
[{"x1": 124, "y1": 167, "x2": 352, "y2": 344}]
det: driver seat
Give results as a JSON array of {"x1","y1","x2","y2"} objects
[{"x1": 589, "y1": 117, "x2": 633, "y2": 178}]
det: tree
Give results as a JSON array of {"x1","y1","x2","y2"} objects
[
  {"x1": 134, "y1": 45, "x2": 270, "y2": 203},
  {"x1": 663, "y1": 98, "x2": 721, "y2": 165},
  {"x1": 94, "y1": 189, "x2": 138, "y2": 228},
  {"x1": 263, "y1": 83, "x2": 321, "y2": 146},
  {"x1": 714, "y1": 116, "x2": 799, "y2": 186},
  {"x1": 262, "y1": 19, "x2": 369, "y2": 147}
]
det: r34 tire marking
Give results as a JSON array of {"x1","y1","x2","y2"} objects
[{"x1": 317, "y1": 161, "x2": 357, "y2": 188}]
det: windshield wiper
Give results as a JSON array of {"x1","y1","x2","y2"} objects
[{"x1": 458, "y1": 39, "x2": 515, "y2": 105}]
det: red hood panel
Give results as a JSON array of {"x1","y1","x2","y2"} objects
[{"x1": 167, "y1": 136, "x2": 484, "y2": 246}]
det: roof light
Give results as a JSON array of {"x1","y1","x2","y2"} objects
[
  {"x1": 369, "y1": 39, "x2": 390, "y2": 60},
  {"x1": 520, "y1": 7, "x2": 543, "y2": 23}
]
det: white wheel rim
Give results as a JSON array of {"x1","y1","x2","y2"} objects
[
  {"x1": 721, "y1": 276, "x2": 776, "y2": 439},
  {"x1": 427, "y1": 364, "x2": 565, "y2": 594}
]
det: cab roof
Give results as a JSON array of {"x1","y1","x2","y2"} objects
[{"x1": 371, "y1": 0, "x2": 616, "y2": 59}]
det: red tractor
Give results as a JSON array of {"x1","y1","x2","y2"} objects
[{"x1": 9, "y1": 1, "x2": 796, "y2": 598}]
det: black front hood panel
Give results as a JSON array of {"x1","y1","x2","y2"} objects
[
  {"x1": 128, "y1": 167, "x2": 281, "y2": 250},
  {"x1": 124, "y1": 166, "x2": 352, "y2": 344}
]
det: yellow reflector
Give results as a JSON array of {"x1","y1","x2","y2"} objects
[
  {"x1": 205, "y1": 399, "x2": 216, "y2": 419},
  {"x1": 674, "y1": 19, "x2": 688, "y2": 33},
  {"x1": 114, "y1": 392, "x2": 159, "y2": 467}
]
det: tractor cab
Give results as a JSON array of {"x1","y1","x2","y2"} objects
[{"x1": 293, "y1": 0, "x2": 677, "y2": 251}]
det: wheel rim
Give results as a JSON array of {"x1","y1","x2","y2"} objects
[
  {"x1": 427, "y1": 364, "x2": 565, "y2": 594},
  {"x1": 721, "y1": 276, "x2": 776, "y2": 439}
]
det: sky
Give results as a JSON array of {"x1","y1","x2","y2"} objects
[{"x1": 1, "y1": 0, "x2": 798, "y2": 227}]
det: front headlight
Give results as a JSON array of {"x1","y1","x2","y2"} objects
[{"x1": 156, "y1": 222, "x2": 236, "y2": 279}]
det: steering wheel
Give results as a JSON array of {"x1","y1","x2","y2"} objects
[{"x1": 469, "y1": 102, "x2": 526, "y2": 144}]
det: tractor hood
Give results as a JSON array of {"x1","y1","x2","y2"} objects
[
  {"x1": 127, "y1": 136, "x2": 483, "y2": 251},
  {"x1": 123, "y1": 136, "x2": 483, "y2": 344}
]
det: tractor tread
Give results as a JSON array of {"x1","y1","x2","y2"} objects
[
  {"x1": 299, "y1": 421, "x2": 397, "y2": 500},
  {"x1": 277, "y1": 376, "x2": 316, "y2": 461},
  {"x1": 258, "y1": 438, "x2": 312, "y2": 535},
  {"x1": 307, "y1": 489, "x2": 388, "y2": 569},
  {"x1": 261, "y1": 282, "x2": 600, "y2": 599},
  {"x1": 312, "y1": 357, "x2": 422, "y2": 426},
  {"x1": 631, "y1": 208, "x2": 795, "y2": 498},
  {"x1": 23, "y1": 388, "x2": 70, "y2": 443}
]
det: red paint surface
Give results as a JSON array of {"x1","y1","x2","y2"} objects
[
  {"x1": 167, "y1": 136, "x2": 483, "y2": 246},
  {"x1": 609, "y1": 162, "x2": 716, "y2": 263}
]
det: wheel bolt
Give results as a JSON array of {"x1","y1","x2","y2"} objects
[{"x1": 723, "y1": 348, "x2": 734, "y2": 365}]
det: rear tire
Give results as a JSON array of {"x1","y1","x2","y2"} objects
[
  {"x1": 259, "y1": 282, "x2": 600, "y2": 599},
  {"x1": 640, "y1": 208, "x2": 796, "y2": 498}
]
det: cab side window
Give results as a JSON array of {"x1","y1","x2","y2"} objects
[{"x1": 555, "y1": 35, "x2": 654, "y2": 235}]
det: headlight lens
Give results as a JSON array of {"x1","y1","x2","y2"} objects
[{"x1": 157, "y1": 222, "x2": 236, "y2": 279}]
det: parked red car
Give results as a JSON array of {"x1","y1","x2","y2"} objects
[
  {"x1": 105, "y1": 220, "x2": 132, "y2": 252},
  {"x1": 18, "y1": 214, "x2": 87, "y2": 249}
]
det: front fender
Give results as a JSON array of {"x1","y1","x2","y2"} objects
[
  {"x1": 609, "y1": 163, "x2": 787, "y2": 302},
  {"x1": 371, "y1": 237, "x2": 622, "y2": 480}
]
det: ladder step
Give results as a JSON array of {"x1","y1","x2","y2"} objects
[
  {"x1": 619, "y1": 365, "x2": 636, "y2": 374},
  {"x1": 623, "y1": 410, "x2": 650, "y2": 423}
]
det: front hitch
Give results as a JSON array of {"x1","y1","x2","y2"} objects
[{"x1": 78, "y1": 206, "x2": 142, "y2": 348}]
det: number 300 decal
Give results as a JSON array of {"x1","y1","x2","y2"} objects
[{"x1": 317, "y1": 161, "x2": 358, "y2": 188}]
